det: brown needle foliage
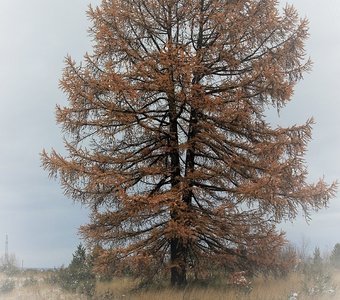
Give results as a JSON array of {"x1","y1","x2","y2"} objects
[{"x1": 41, "y1": 0, "x2": 337, "y2": 287}]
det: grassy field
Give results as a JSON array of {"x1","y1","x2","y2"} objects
[
  {"x1": 95, "y1": 271, "x2": 338, "y2": 300},
  {"x1": 0, "y1": 268, "x2": 339, "y2": 300}
]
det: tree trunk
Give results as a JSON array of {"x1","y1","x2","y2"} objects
[{"x1": 170, "y1": 237, "x2": 187, "y2": 287}]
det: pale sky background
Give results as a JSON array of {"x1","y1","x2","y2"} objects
[{"x1": 0, "y1": 1, "x2": 339, "y2": 268}]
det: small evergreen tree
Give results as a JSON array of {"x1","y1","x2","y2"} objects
[
  {"x1": 300, "y1": 246, "x2": 334, "y2": 296},
  {"x1": 58, "y1": 244, "x2": 96, "y2": 298},
  {"x1": 330, "y1": 243, "x2": 340, "y2": 269},
  {"x1": 312, "y1": 247, "x2": 322, "y2": 268}
]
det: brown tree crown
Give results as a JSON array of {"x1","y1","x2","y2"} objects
[{"x1": 42, "y1": 0, "x2": 337, "y2": 286}]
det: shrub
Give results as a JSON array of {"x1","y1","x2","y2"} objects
[
  {"x1": 0, "y1": 279, "x2": 15, "y2": 294},
  {"x1": 0, "y1": 253, "x2": 19, "y2": 276},
  {"x1": 23, "y1": 276, "x2": 38, "y2": 287}
]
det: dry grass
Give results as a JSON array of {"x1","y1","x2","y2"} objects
[
  {"x1": 0, "y1": 271, "x2": 86, "y2": 300},
  {"x1": 95, "y1": 270, "x2": 340, "y2": 300},
  {"x1": 0, "y1": 284, "x2": 86, "y2": 300},
  {"x1": 0, "y1": 268, "x2": 339, "y2": 300}
]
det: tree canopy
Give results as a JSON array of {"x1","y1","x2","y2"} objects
[{"x1": 42, "y1": 0, "x2": 336, "y2": 286}]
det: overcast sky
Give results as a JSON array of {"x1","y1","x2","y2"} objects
[{"x1": 0, "y1": 0, "x2": 339, "y2": 268}]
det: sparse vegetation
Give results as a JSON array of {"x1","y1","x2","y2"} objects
[
  {"x1": 0, "y1": 264, "x2": 339, "y2": 300},
  {"x1": 0, "y1": 279, "x2": 15, "y2": 294},
  {"x1": 0, "y1": 241, "x2": 338, "y2": 299},
  {"x1": 0, "y1": 253, "x2": 19, "y2": 276},
  {"x1": 1, "y1": 236, "x2": 337, "y2": 299}
]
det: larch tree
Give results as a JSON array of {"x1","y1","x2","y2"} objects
[{"x1": 42, "y1": 0, "x2": 336, "y2": 286}]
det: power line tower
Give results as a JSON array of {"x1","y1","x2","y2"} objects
[{"x1": 5, "y1": 234, "x2": 8, "y2": 265}]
